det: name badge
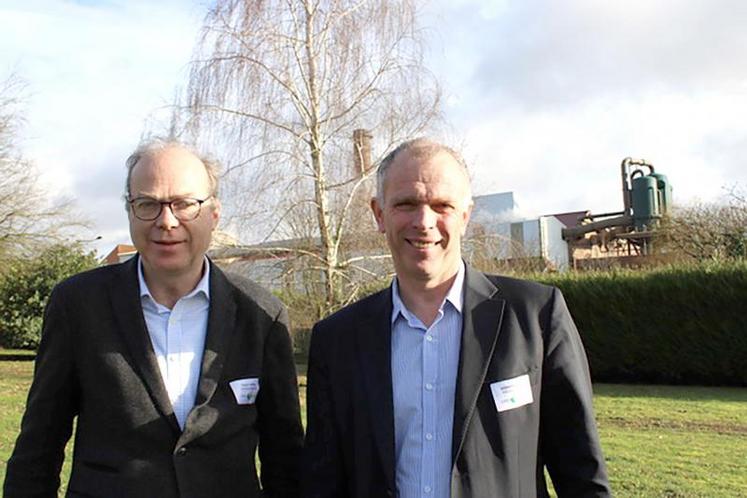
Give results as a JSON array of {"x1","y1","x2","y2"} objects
[
  {"x1": 229, "y1": 378, "x2": 260, "y2": 405},
  {"x1": 490, "y1": 374, "x2": 533, "y2": 412}
]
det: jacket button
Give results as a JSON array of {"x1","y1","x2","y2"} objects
[{"x1": 176, "y1": 447, "x2": 188, "y2": 456}]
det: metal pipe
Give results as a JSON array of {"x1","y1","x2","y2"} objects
[
  {"x1": 621, "y1": 158, "x2": 631, "y2": 216},
  {"x1": 580, "y1": 210, "x2": 626, "y2": 221},
  {"x1": 562, "y1": 215, "x2": 633, "y2": 240}
]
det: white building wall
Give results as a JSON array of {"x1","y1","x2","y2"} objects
[{"x1": 539, "y1": 216, "x2": 570, "y2": 270}]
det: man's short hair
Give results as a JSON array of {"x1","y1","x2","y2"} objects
[
  {"x1": 375, "y1": 138, "x2": 472, "y2": 207},
  {"x1": 124, "y1": 137, "x2": 221, "y2": 203}
]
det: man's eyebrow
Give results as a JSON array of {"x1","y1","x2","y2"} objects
[
  {"x1": 131, "y1": 192, "x2": 202, "y2": 200},
  {"x1": 391, "y1": 196, "x2": 421, "y2": 204}
]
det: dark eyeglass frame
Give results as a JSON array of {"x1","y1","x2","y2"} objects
[{"x1": 128, "y1": 196, "x2": 212, "y2": 222}]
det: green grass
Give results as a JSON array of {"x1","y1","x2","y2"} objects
[
  {"x1": 2, "y1": 362, "x2": 745, "y2": 497},
  {"x1": 593, "y1": 384, "x2": 747, "y2": 497},
  {"x1": 0, "y1": 360, "x2": 73, "y2": 495}
]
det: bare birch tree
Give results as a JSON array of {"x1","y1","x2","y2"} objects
[
  {"x1": 0, "y1": 74, "x2": 87, "y2": 266},
  {"x1": 657, "y1": 189, "x2": 747, "y2": 261},
  {"x1": 180, "y1": 0, "x2": 440, "y2": 310}
]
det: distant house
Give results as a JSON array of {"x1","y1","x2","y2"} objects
[
  {"x1": 552, "y1": 210, "x2": 591, "y2": 230},
  {"x1": 102, "y1": 244, "x2": 137, "y2": 265},
  {"x1": 467, "y1": 192, "x2": 573, "y2": 270}
]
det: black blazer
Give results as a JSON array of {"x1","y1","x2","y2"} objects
[
  {"x1": 4, "y1": 256, "x2": 303, "y2": 498},
  {"x1": 302, "y1": 266, "x2": 611, "y2": 498}
]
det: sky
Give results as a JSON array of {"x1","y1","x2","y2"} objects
[{"x1": 1, "y1": 0, "x2": 746, "y2": 256}]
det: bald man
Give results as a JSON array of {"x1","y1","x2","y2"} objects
[{"x1": 302, "y1": 138, "x2": 611, "y2": 498}]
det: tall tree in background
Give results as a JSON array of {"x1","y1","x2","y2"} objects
[
  {"x1": 0, "y1": 74, "x2": 86, "y2": 266},
  {"x1": 180, "y1": 0, "x2": 440, "y2": 311}
]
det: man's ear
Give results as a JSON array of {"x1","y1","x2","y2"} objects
[
  {"x1": 370, "y1": 197, "x2": 386, "y2": 233},
  {"x1": 211, "y1": 198, "x2": 221, "y2": 230},
  {"x1": 460, "y1": 201, "x2": 473, "y2": 236}
]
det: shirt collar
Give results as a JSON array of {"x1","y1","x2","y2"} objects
[
  {"x1": 138, "y1": 256, "x2": 211, "y2": 304},
  {"x1": 390, "y1": 260, "x2": 465, "y2": 324}
]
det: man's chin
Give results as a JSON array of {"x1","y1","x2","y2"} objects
[
  {"x1": 397, "y1": 261, "x2": 439, "y2": 282},
  {"x1": 142, "y1": 255, "x2": 191, "y2": 274}
]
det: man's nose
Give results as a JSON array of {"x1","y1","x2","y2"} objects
[
  {"x1": 155, "y1": 203, "x2": 180, "y2": 230},
  {"x1": 411, "y1": 205, "x2": 436, "y2": 230}
]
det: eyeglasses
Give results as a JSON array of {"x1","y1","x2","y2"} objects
[{"x1": 128, "y1": 196, "x2": 212, "y2": 222}]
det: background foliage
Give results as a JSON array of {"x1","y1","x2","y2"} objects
[
  {"x1": 536, "y1": 261, "x2": 747, "y2": 386},
  {"x1": 0, "y1": 244, "x2": 98, "y2": 349}
]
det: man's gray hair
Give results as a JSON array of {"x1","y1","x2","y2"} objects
[
  {"x1": 376, "y1": 138, "x2": 472, "y2": 206},
  {"x1": 124, "y1": 137, "x2": 221, "y2": 201}
]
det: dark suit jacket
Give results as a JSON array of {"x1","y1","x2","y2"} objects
[
  {"x1": 302, "y1": 266, "x2": 611, "y2": 498},
  {"x1": 4, "y1": 256, "x2": 303, "y2": 498}
]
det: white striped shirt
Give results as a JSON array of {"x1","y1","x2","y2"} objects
[{"x1": 391, "y1": 262, "x2": 464, "y2": 498}]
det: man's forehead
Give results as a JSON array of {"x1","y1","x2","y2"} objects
[
  {"x1": 396, "y1": 147, "x2": 454, "y2": 165},
  {"x1": 132, "y1": 149, "x2": 208, "y2": 180},
  {"x1": 388, "y1": 151, "x2": 468, "y2": 186},
  {"x1": 137, "y1": 146, "x2": 204, "y2": 168}
]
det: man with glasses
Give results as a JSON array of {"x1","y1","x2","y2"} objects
[{"x1": 4, "y1": 139, "x2": 303, "y2": 498}]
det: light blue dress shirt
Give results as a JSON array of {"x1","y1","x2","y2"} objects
[
  {"x1": 138, "y1": 259, "x2": 211, "y2": 430},
  {"x1": 391, "y1": 262, "x2": 465, "y2": 498}
]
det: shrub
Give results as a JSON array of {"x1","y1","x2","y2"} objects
[{"x1": 0, "y1": 244, "x2": 98, "y2": 349}]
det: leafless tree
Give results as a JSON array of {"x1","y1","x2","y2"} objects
[
  {"x1": 464, "y1": 222, "x2": 553, "y2": 276},
  {"x1": 179, "y1": 0, "x2": 440, "y2": 311},
  {"x1": 657, "y1": 189, "x2": 747, "y2": 261},
  {"x1": 0, "y1": 74, "x2": 88, "y2": 266}
]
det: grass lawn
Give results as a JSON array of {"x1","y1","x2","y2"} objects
[
  {"x1": 593, "y1": 384, "x2": 747, "y2": 497},
  {"x1": 2, "y1": 361, "x2": 745, "y2": 497}
]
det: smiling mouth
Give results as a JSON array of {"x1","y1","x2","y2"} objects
[{"x1": 408, "y1": 240, "x2": 440, "y2": 248}]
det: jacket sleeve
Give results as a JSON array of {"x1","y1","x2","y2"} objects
[
  {"x1": 256, "y1": 305, "x2": 305, "y2": 498},
  {"x1": 540, "y1": 287, "x2": 612, "y2": 497},
  {"x1": 300, "y1": 323, "x2": 346, "y2": 498},
  {"x1": 3, "y1": 286, "x2": 78, "y2": 498}
]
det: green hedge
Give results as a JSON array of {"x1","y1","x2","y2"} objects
[{"x1": 536, "y1": 261, "x2": 747, "y2": 386}]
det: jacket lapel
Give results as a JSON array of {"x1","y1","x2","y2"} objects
[
  {"x1": 193, "y1": 262, "x2": 236, "y2": 407},
  {"x1": 108, "y1": 256, "x2": 181, "y2": 434},
  {"x1": 451, "y1": 266, "x2": 505, "y2": 463},
  {"x1": 179, "y1": 262, "x2": 237, "y2": 444},
  {"x1": 356, "y1": 289, "x2": 396, "y2": 491}
]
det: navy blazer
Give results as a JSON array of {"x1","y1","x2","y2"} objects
[
  {"x1": 302, "y1": 266, "x2": 611, "y2": 498},
  {"x1": 4, "y1": 256, "x2": 303, "y2": 498}
]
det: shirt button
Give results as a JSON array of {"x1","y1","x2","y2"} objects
[
  {"x1": 176, "y1": 447, "x2": 187, "y2": 456},
  {"x1": 425, "y1": 433, "x2": 433, "y2": 441},
  {"x1": 425, "y1": 335, "x2": 434, "y2": 342},
  {"x1": 425, "y1": 383, "x2": 434, "y2": 391},
  {"x1": 424, "y1": 485, "x2": 432, "y2": 493}
]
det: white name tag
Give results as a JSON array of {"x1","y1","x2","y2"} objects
[
  {"x1": 490, "y1": 374, "x2": 533, "y2": 412},
  {"x1": 229, "y1": 378, "x2": 260, "y2": 405}
]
